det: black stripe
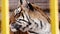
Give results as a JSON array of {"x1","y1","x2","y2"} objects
[
  {"x1": 29, "y1": 17, "x2": 38, "y2": 28},
  {"x1": 25, "y1": 14, "x2": 32, "y2": 25},
  {"x1": 22, "y1": 13, "x2": 24, "y2": 19},
  {"x1": 22, "y1": 27, "x2": 26, "y2": 30},
  {"x1": 19, "y1": 19, "x2": 31, "y2": 25},
  {"x1": 30, "y1": 28, "x2": 33, "y2": 30},
  {"x1": 28, "y1": 22, "x2": 31, "y2": 25},
  {"x1": 16, "y1": 21, "x2": 21, "y2": 23},
  {"x1": 19, "y1": 19, "x2": 28, "y2": 23},
  {"x1": 22, "y1": 25, "x2": 29, "y2": 31},
  {"x1": 22, "y1": 22, "x2": 31, "y2": 31},
  {"x1": 28, "y1": 31, "x2": 39, "y2": 34},
  {"x1": 40, "y1": 21, "x2": 43, "y2": 29}
]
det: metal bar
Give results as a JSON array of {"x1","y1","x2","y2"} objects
[
  {"x1": 50, "y1": 0, "x2": 59, "y2": 34},
  {"x1": 1, "y1": 0, "x2": 9, "y2": 34}
]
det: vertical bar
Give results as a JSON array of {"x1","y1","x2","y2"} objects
[
  {"x1": 50, "y1": 0, "x2": 59, "y2": 34},
  {"x1": 0, "y1": 7, "x2": 1, "y2": 12},
  {"x1": 1, "y1": 0, "x2": 9, "y2": 34}
]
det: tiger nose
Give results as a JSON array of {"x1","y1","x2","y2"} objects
[{"x1": 14, "y1": 24, "x2": 22, "y2": 30}]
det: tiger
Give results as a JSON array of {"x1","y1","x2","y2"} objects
[{"x1": 10, "y1": 0, "x2": 59, "y2": 34}]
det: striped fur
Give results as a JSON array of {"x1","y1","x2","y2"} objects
[{"x1": 10, "y1": 0, "x2": 59, "y2": 34}]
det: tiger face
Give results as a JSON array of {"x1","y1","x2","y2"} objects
[{"x1": 10, "y1": 0, "x2": 33, "y2": 32}]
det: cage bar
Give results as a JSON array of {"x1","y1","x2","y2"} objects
[
  {"x1": 1, "y1": 0, "x2": 9, "y2": 34},
  {"x1": 50, "y1": 0, "x2": 59, "y2": 34}
]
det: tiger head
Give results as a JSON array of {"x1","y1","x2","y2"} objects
[{"x1": 10, "y1": 0, "x2": 35, "y2": 32}]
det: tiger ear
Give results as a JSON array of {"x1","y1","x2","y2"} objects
[
  {"x1": 28, "y1": 3, "x2": 34, "y2": 11},
  {"x1": 20, "y1": 0, "x2": 28, "y2": 7}
]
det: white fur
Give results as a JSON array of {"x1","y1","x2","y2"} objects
[{"x1": 14, "y1": 7, "x2": 21, "y2": 15}]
